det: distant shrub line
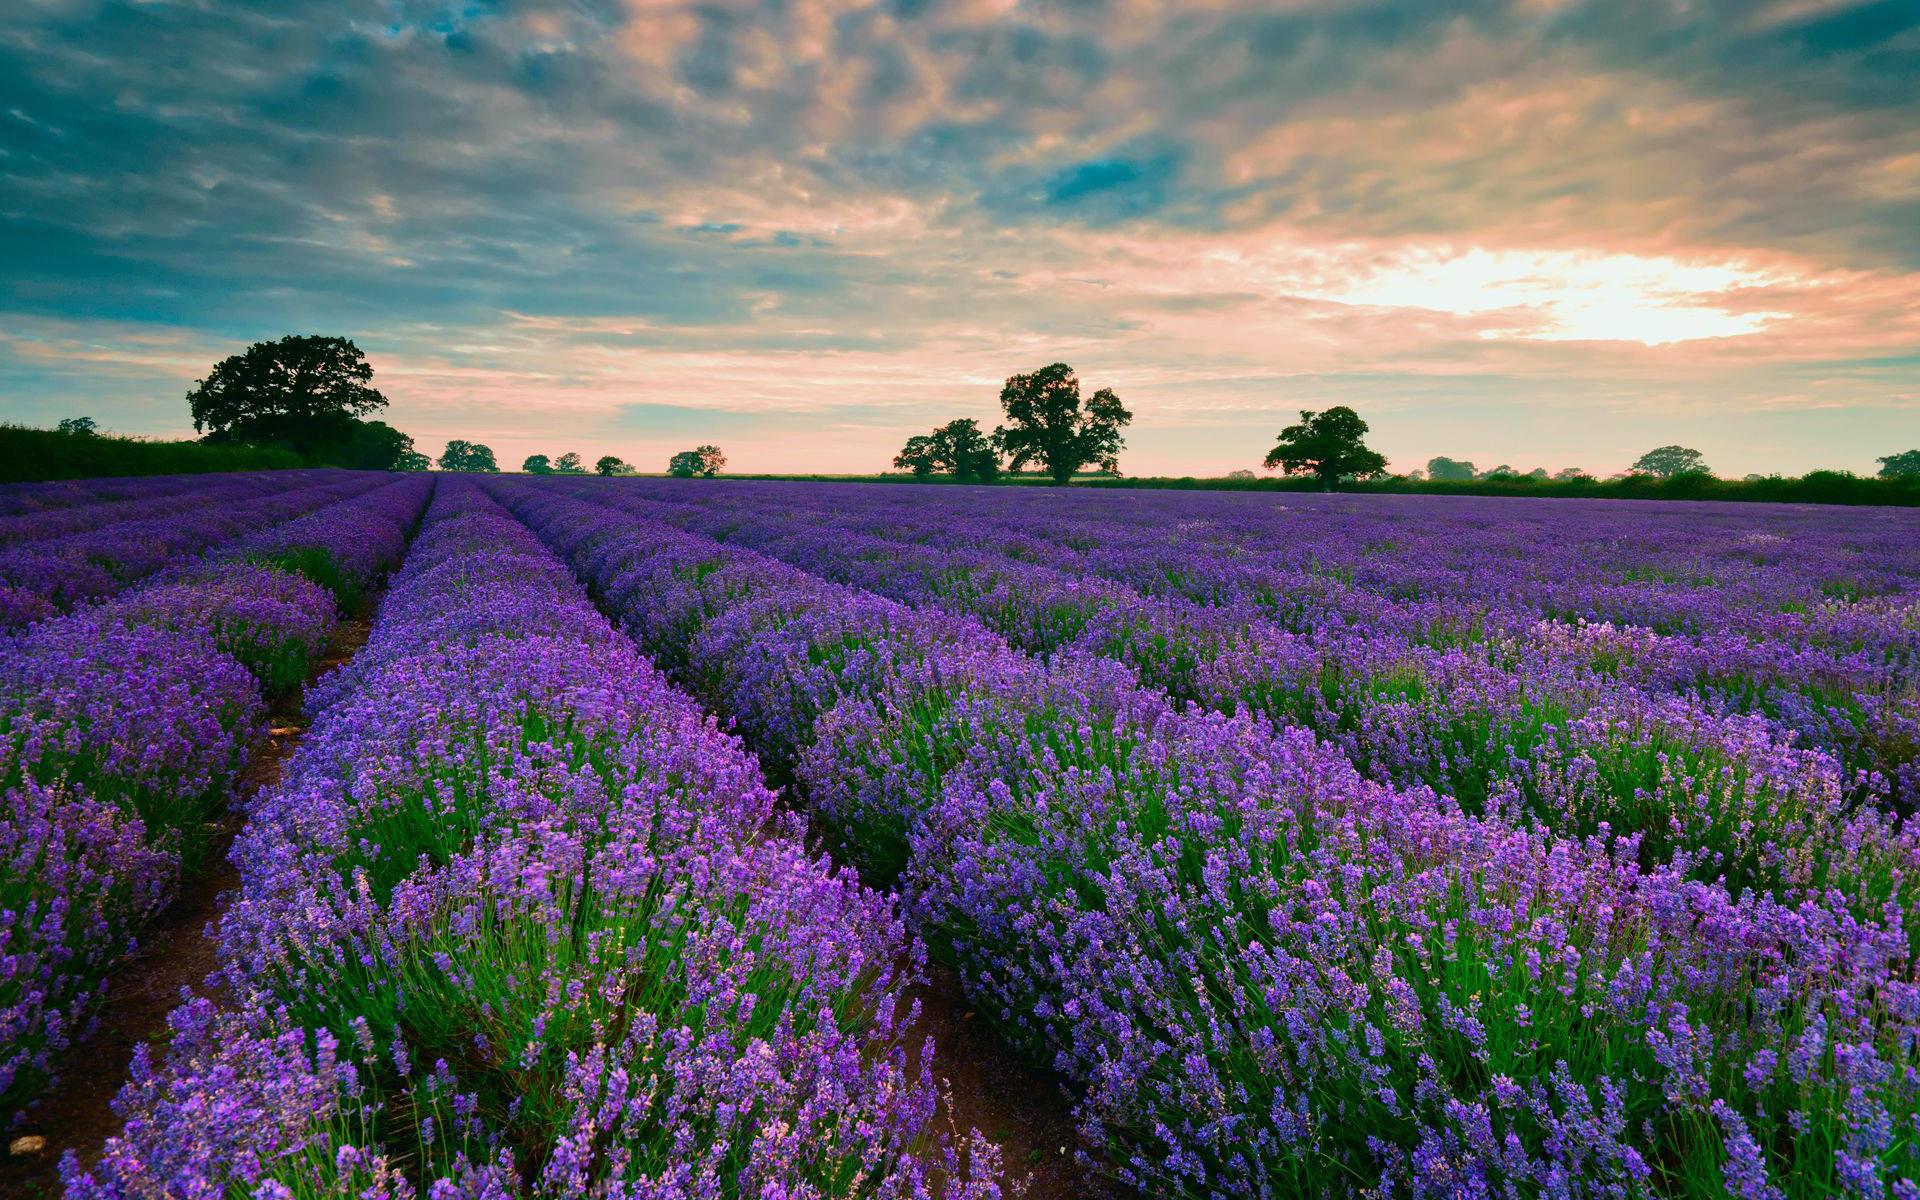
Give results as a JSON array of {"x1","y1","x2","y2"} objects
[
  {"x1": 0, "y1": 425, "x2": 302, "y2": 483},
  {"x1": 713, "y1": 469, "x2": 1920, "y2": 506}
]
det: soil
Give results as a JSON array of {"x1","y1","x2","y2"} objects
[
  {"x1": 787, "y1": 811, "x2": 1116, "y2": 1199},
  {"x1": 906, "y1": 963, "x2": 1120, "y2": 1200},
  {"x1": 0, "y1": 614, "x2": 374, "y2": 1200}
]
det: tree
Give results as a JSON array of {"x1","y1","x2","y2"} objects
[
  {"x1": 1553, "y1": 467, "x2": 1591, "y2": 481},
  {"x1": 397, "y1": 449, "x2": 432, "y2": 471},
  {"x1": 553, "y1": 451, "x2": 587, "y2": 475},
  {"x1": 330, "y1": 420, "x2": 421, "y2": 471},
  {"x1": 57, "y1": 416, "x2": 98, "y2": 437},
  {"x1": 1426, "y1": 456, "x2": 1476, "y2": 481},
  {"x1": 1481, "y1": 464, "x2": 1519, "y2": 479},
  {"x1": 1526, "y1": 468, "x2": 1549, "y2": 480},
  {"x1": 893, "y1": 419, "x2": 1000, "y2": 482},
  {"x1": 595, "y1": 455, "x2": 634, "y2": 477},
  {"x1": 1877, "y1": 450, "x2": 1920, "y2": 479},
  {"x1": 439, "y1": 439, "x2": 499, "y2": 472},
  {"x1": 1631, "y1": 445, "x2": 1710, "y2": 478},
  {"x1": 893, "y1": 435, "x2": 939, "y2": 480},
  {"x1": 992, "y1": 363, "x2": 1131, "y2": 485},
  {"x1": 667, "y1": 445, "x2": 726, "y2": 478},
  {"x1": 187, "y1": 335, "x2": 389, "y2": 457},
  {"x1": 1264, "y1": 406, "x2": 1388, "y2": 486},
  {"x1": 523, "y1": 453, "x2": 553, "y2": 475},
  {"x1": 941, "y1": 419, "x2": 999, "y2": 483},
  {"x1": 1226, "y1": 468, "x2": 1257, "y2": 481}
]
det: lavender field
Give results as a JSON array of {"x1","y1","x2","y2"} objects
[{"x1": 6, "y1": 472, "x2": 1920, "y2": 1199}]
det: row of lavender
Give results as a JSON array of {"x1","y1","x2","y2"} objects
[
  {"x1": 0, "y1": 470, "x2": 311, "y2": 519},
  {"x1": 0, "y1": 476, "x2": 431, "y2": 1121},
  {"x1": 593, "y1": 478, "x2": 1920, "y2": 829},
  {"x1": 69, "y1": 480, "x2": 1003, "y2": 1199},
  {"x1": 0, "y1": 470, "x2": 399, "y2": 629},
  {"x1": 0, "y1": 471, "x2": 339, "y2": 544},
  {"x1": 500, "y1": 477, "x2": 1920, "y2": 1199}
]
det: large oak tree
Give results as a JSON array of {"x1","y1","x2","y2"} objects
[
  {"x1": 992, "y1": 363, "x2": 1131, "y2": 485},
  {"x1": 187, "y1": 335, "x2": 390, "y2": 459}
]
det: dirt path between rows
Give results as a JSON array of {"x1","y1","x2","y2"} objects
[
  {"x1": 0, "y1": 614, "x2": 375, "y2": 1200},
  {"x1": 906, "y1": 961, "x2": 1118, "y2": 1199}
]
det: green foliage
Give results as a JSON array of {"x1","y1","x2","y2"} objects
[
  {"x1": 396, "y1": 450, "x2": 432, "y2": 471},
  {"x1": 56, "y1": 416, "x2": 98, "y2": 437},
  {"x1": 437, "y1": 439, "x2": 499, "y2": 472},
  {"x1": 325, "y1": 419, "x2": 421, "y2": 471},
  {"x1": 552, "y1": 451, "x2": 587, "y2": 475},
  {"x1": 667, "y1": 445, "x2": 726, "y2": 478},
  {"x1": 1426, "y1": 456, "x2": 1476, "y2": 481},
  {"x1": 1264, "y1": 406, "x2": 1388, "y2": 484},
  {"x1": 1878, "y1": 449, "x2": 1920, "y2": 479},
  {"x1": 893, "y1": 418, "x2": 999, "y2": 482},
  {"x1": 187, "y1": 335, "x2": 389, "y2": 457},
  {"x1": 1631, "y1": 444, "x2": 1711, "y2": 478},
  {"x1": 992, "y1": 363, "x2": 1131, "y2": 485},
  {"x1": 893, "y1": 435, "x2": 939, "y2": 480},
  {"x1": 1036, "y1": 469, "x2": 1920, "y2": 505},
  {"x1": 0, "y1": 423, "x2": 301, "y2": 482},
  {"x1": 522, "y1": 454, "x2": 553, "y2": 475},
  {"x1": 594, "y1": 455, "x2": 634, "y2": 477}
]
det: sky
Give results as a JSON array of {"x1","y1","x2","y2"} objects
[{"x1": 2, "y1": 0, "x2": 1917, "y2": 478}]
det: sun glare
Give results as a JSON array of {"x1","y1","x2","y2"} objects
[{"x1": 1331, "y1": 247, "x2": 1792, "y2": 345}]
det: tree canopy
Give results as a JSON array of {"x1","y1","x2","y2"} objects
[
  {"x1": 667, "y1": 445, "x2": 726, "y2": 478},
  {"x1": 1877, "y1": 450, "x2": 1920, "y2": 479},
  {"x1": 439, "y1": 439, "x2": 499, "y2": 472},
  {"x1": 1631, "y1": 445, "x2": 1711, "y2": 478},
  {"x1": 893, "y1": 418, "x2": 1000, "y2": 482},
  {"x1": 1426, "y1": 456, "x2": 1476, "y2": 481},
  {"x1": 522, "y1": 454, "x2": 553, "y2": 475},
  {"x1": 595, "y1": 455, "x2": 634, "y2": 477},
  {"x1": 187, "y1": 335, "x2": 390, "y2": 458},
  {"x1": 56, "y1": 416, "x2": 98, "y2": 437},
  {"x1": 992, "y1": 363, "x2": 1131, "y2": 485},
  {"x1": 553, "y1": 451, "x2": 587, "y2": 475},
  {"x1": 1264, "y1": 407, "x2": 1388, "y2": 485},
  {"x1": 328, "y1": 419, "x2": 423, "y2": 471}
]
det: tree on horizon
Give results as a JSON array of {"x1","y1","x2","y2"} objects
[
  {"x1": 992, "y1": 363, "x2": 1131, "y2": 486},
  {"x1": 439, "y1": 439, "x2": 499, "y2": 472},
  {"x1": 894, "y1": 418, "x2": 1000, "y2": 482},
  {"x1": 1265, "y1": 407, "x2": 1388, "y2": 486},
  {"x1": 1878, "y1": 449, "x2": 1920, "y2": 479},
  {"x1": 187, "y1": 335, "x2": 408, "y2": 465},
  {"x1": 668, "y1": 445, "x2": 726, "y2": 478},
  {"x1": 1631, "y1": 445, "x2": 1711, "y2": 478}
]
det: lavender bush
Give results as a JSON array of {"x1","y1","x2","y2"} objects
[
  {"x1": 497, "y1": 477, "x2": 1920, "y2": 1199},
  {"x1": 0, "y1": 476, "x2": 431, "y2": 1122},
  {"x1": 70, "y1": 481, "x2": 1003, "y2": 1199},
  {"x1": 0, "y1": 472, "x2": 390, "y2": 629}
]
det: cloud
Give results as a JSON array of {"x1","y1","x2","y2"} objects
[{"x1": 0, "y1": 0, "x2": 1916, "y2": 475}]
